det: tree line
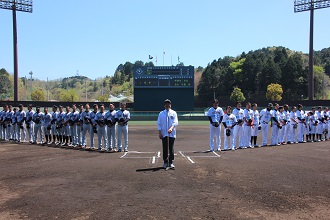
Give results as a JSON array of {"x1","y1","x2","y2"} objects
[{"x1": 0, "y1": 46, "x2": 329, "y2": 103}]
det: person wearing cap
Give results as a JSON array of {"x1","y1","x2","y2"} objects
[
  {"x1": 283, "y1": 104, "x2": 290, "y2": 144},
  {"x1": 259, "y1": 103, "x2": 273, "y2": 146},
  {"x1": 11, "y1": 107, "x2": 18, "y2": 141},
  {"x1": 270, "y1": 103, "x2": 281, "y2": 146},
  {"x1": 16, "y1": 104, "x2": 26, "y2": 142},
  {"x1": 277, "y1": 106, "x2": 286, "y2": 145},
  {"x1": 157, "y1": 99, "x2": 178, "y2": 169},
  {"x1": 89, "y1": 104, "x2": 99, "y2": 149},
  {"x1": 69, "y1": 104, "x2": 80, "y2": 147},
  {"x1": 296, "y1": 104, "x2": 306, "y2": 143},
  {"x1": 243, "y1": 102, "x2": 254, "y2": 148},
  {"x1": 61, "y1": 106, "x2": 72, "y2": 146},
  {"x1": 207, "y1": 99, "x2": 224, "y2": 151},
  {"x1": 0, "y1": 106, "x2": 5, "y2": 140},
  {"x1": 81, "y1": 104, "x2": 92, "y2": 148},
  {"x1": 251, "y1": 103, "x2": 260, "y2": 147},
  {"x1": 50, "y1": 105, "x2": 58, "y2": 144},
  {"x1": 232, "y1": 101, "x2": 244, "y2": 149},
  {"x1": 115, "y1": 102, "x2": 130, "y2": 152},
  {"x1": 25, "y1": 104, "x2": 35, "y2": 143},
  {"x1": 105, "y1": 103, "x2": 117, "y2": 152},
  {"x1": 76, "y1": 104, "x2": 84, "y2": 148},
  {"x1": 32, "y1": 106, "x2": 44, "y2": 144},
  {"x1": 95, "y1": 103, "x2": 108, "y2": 151},
  {"x1": 42, "y1": 107, "x2": 52, "y2": 145},
  {"x1": 222, "y1": 106, "x2": 237, "y2": 151},
  {"x1": 56, "y1": 106, "x2": 65, "y2": 145},
  {"x1": 316, "y1": 106, "x2": 324, "y2": 141},
  {"x1": 5, "y1": 105, "x2": 14, "y2": 141},
  {"x1": 289, "y1": 106, "x2": 299, "y2": 144},
  {"x1": 323, "y1": 107, "x2": 329, "y2": 140}
]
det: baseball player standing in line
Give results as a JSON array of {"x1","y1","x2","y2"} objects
[
  {"x1": 95, "y1": 104, "x2": 107, "y2": 151},
  {"x1": 277, "y1": 106, "x2": 286, "y2": 145},
  {"x1": 270, "y1": 103, "x2": 281, "y2": 146},
  {"x1": 50, "y1": 105, "x2": 58, "y2": 144},
  {"x1": 81, "y1": 104, "x2": 92, "y2": 149},
  {"x1": 69, "y1": 104, "x2": 79, "y2": 147},
  {"x1": 310, "y1": 107, "x2": 318, "y2": 142},
  {"x1": 56, "y1": 106, "x2": 65, "y2": 145},
  {"x1": 207, "y1": 99, "x2": 224, "y2": 152},
  {"x1": 76, "y1": 104, "x2": 84, "y2": 148},
  {"x1": 16, "y1": 104, "x2": 26, "y2": 142},
  {"x1": 316, "y1": 106, "x2": 324, "y2": 141},
  {"x1": 0, "y1": 106, "x2": 4, "y2": 140},
  {"x1": 259, "y1": 103, "x2": 273, "y2": 146},
  {"x1": 289, "y1": 106, "x2": 299, "y2": 144},
  {"x1": 251, "y1": 103, "x2": 259, "y2": 147},
  {"x1": 243, "y1": 102, "x2": 254, "y2": 148},
  {"x1": 283, "y1": 104, "x2": 291, "y2": 144},
  {"x1": 5, "y1": 105, "x2": 14, "y2": 140},
  {"x1": 89, "y1": 104, "x2": 99, "y2": 149},
  {"x1": 25, "y1": 105, "x2": 35, "y2": 143},
  {"x1": 1, "y1": 105, "x2": 9, "y2": 141},
  {"x1": 296, "y1": 104, "x2": 306, "y2": 143},
  {"x1": 222, "y1": 106, "x2": 237, "y2": 151},
  {"x1": 11, "y1": 108, "x2": 18, "y2": 141},
  {"x1": 324, "y1": 107, "x2": 329, "y2": 140},
  {"x1": 42, "y1": 107, "x2": 52, "y2": 145},
  {"x1": 32, "y1": 107, "x2": 44, "y2": 144},
  {"x1": 105, "y1": 103, "x2": 117, "y2": 152},
  {"x1": 115, "y1": 102, "x2": 130, "y2": 152},
  {"x1": 61, "y1": 106, "x2": 72, "y2": 146},
  {"x1": 232, "y1": 101, "x2": 244, "y2": 149},
  {"x1": 157, "y1": 99, "x2": 178, "y2": 169}
]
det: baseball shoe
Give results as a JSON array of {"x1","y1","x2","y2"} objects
[
  {"x1": 170, "y1": 163, "x2": 175, "y2": 169},
  {"x1": 216, "y1": 148, "x2": 221, "y2": 152},
  {"x1": 231, "y1": 148, "x2": 235, "y2": 151},
  {"x1": 163, "y1": 162, "x2": 168, "y2": 169},
  {"x1": 124, "y1": 149, "x2": 128, "y2": 152}
]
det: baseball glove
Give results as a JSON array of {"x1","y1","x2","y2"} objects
[
  {"x1": 47, "y1": 125, "x2": 51, "y2": 130},
  {"x1": 226, "y1": 129, "x2": 231, "y2": 137},
  {"x1": 293, "y1": 124, "x2": 297, "y2": 129},
  {"x1": 213, "y1": 122, "x2": 219, "y2": 127},
  {"x1": 237, "y1": 119, "x2": 243, "y2": 126}
]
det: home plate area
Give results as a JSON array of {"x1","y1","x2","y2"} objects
[{"x1": 120, "y1": 150, "x2": 221, "y2": 164}]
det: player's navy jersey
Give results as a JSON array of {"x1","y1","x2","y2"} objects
[{"x1": 207, "y1": 107, "x2": 224, "y2": 123}]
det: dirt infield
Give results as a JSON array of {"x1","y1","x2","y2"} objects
[{"x1": 0, "y1": 125, "x2": 329, "y2": 220}]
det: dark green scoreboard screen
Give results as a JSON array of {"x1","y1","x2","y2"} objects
[{"x1": 134, "y1": 66, "x2": 194, "y2": 111}]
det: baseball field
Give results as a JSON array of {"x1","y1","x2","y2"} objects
[{"x1": 0, "y1": 123, "x2": 329, "y2": 219}]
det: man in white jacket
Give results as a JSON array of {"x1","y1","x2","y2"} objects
[{"x1": 157, "y1": 99, "x2": 179, "y2": 169}]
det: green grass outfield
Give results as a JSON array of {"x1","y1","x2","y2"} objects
[{"x1": 129, "y1": 120, "x2": 209, "y2": 126}]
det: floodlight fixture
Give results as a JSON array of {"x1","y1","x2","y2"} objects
[
  {"x1": 294, "y1": 0, "x2": 330, "y2": 101},
  {"x1": 0, "y1": 0, "x2": 33, "y2": 101}
]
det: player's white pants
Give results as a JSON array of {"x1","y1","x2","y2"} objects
[
  {"x1": 233, "y1": 124, "x2": 244, "y2": 148},
  {"x1": 17, "y1": 125, "x2": 26, "y2": 142},
  {"x1": 90, "y1": 125, "x2": 96, "y2": 148},
  {"x1": 328, "y1": 123, "x2": 330, "y2": 139},
  {"x1": 243, "y1": 125, "x2": 252, "y2": 147},
  {"x1": 261, "y1": 123, "x2": 269, "y2": 146},
  {"x1": 70, "y1": 125, "x2": 78, "y2": 145},
  {"x1": 107, "y1": 125, "x2": 117, "y2": 150},
  {"x1": 12, "y1": 124, "x2": 18, "y2": 141},
  {"x1": 33, "y1": 123, "x2": 43, "y2": 143},
  {"x1": 223, "y1": 128, "x2": 235, "y2": 150},
  {"x1": 297, "y1": 122, "x2": 305, "y2": 142},
  {"x1": 251, "y1": 124, "x2": 259, "y2": 137},
  {"x1": 271, "y1": 125, "x2": 279, "y2": 145},
  {"x1": 97, "y1": 125, "x2": 107, "y2": 150},
  {"x1": 82, "y1": 124, "x2": 92, "y2": 147},
  {"x1": 27, "y1": 123, "x2": 34, "y2": 142},
  {"x1": 6, "y1": 124, "x2": 12, "y2": 140},
  {"x1": 43, "y1": 126, "x2": 51, "y2": 136},
  {"x1": 63, "y1": 125, "x2": 70, "y2": 136},
  {"x1": 289, "y1": 124, "x2": 298, "y2": 143},
  {"x1": 51, "y1": 123, "x2": 57, "y2": 137},
  {"x1": 2, "y1": 125, "x2": 7, "y2": 140},
  {"x1": 77, "y1": 125, "x2": 82, "y2": 145},
  {"x1": 209, "y1": 124, "x2": 221, "y2": 151},
  {"x1": 117, "y1": 124, "x2": 128, "y2": 151},
  {"x1": 0, "y1": 125, "x2": 3, "y2": 140},
  {"x1": 278, "y1": 124, "x2": 285, "y2": 143},
  {"x1": 317, "y1": 123, "x2": 323, "y2": 135}
]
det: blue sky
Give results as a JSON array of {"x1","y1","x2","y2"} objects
[{"x1": 0, "y1": 0, "x2": 329, "y2": 80}]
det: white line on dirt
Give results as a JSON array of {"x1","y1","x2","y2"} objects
[
  {"x1": 152, "y1": 156, "x2": 156, "y2": 164},
  {"x1": 212, "y1": 151, "x2": 221, "y2": 157},
  {"x1": 120, "y1": 152, "x2": 128, "y2": 158},
  {"x1": 157, "y1": 151, "x2": 161, "y2": 158},
  {"x1": 186, "y1": 156, "x2": 195, "y2": 164}
]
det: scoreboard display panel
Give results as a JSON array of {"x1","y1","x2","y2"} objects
[{"x1": 134, "y1": 66, "x2": 194, "y2": 111}]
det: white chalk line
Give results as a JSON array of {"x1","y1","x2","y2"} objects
[
  {"x1": 120, "y1": 152, "x2": 128, "y2": 158},
  {"x1": 178, "y1": 151, "x2": 195, "y2": 164},
  {"x1": 212, "y1": 151, "x2": 221, "y2": 157},
  {"x1": 186, "y1": 156, "x2": 195, "y2": 164},
  {"x1": 151, "y1": 156, "x2": 156, "y2": 164}
]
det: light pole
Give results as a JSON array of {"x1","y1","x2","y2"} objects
[{"x1": 29, "y1": 71, "x2": 33, "y2": 100}]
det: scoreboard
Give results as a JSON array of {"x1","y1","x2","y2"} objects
[
  {"x1": 134, "y1": 66, "x2": 194, "y2": 111},
  {"x1": 134, "y1": 66, "x2": 194, "y2": 88}
]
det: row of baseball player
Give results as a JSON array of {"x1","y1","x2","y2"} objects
[
  {"x1": 207, "y1": 100, "x2": 330, "y2": 151},
  {"x1": 0, "y1": 103, "x2": 130, "y2": 152}
]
